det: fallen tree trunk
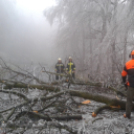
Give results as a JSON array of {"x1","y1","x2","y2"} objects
[
  {"x1": 3, "y1": 79, "x2": 125, "y2": 98},
  {"x1": 1, "y1": 87, "x2": 128, "y2": 114},
  {"x1": 43, "y1": 71, "x2": 102, "y2": 87},
  {"x1": 68, "y1": 90, "x2": 130, "y2": 116},
  {"x1": 14, "y1": 111, "x2": 82, "y2": 121},
  {"x1": 4, "y1": 83, "x2": 60, "y2": 92},
  {"x1": 0, "y1": 82, "x2": 129, "y2": 118},
  {"x1": 1, "y1": 86, "x2": 127, "y2": 110},
  {"x1": 69, "y1": 90, "x2": 128, "y2": 110}
]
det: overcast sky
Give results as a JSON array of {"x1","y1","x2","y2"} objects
[{"x1": 0, "y1": 0, "x2": 57, "y2": 65}]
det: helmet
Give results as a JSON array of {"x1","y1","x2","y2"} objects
[
  {"x1": 131, "y1": 50, "x2": 134, "y2": 56},
  {"x1": 129, "y1": 50, "x2": 134, "y2": 58},
  {"x1": 58, "y1": 58, "x2": 61, "y2": 61},
  {"x1": 69, "y1": 56, "x2": 72, "y2": 59}
]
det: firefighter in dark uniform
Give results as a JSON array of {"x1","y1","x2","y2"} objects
[
  {"x1": 66, "y1": 57, "x2": 76, "y2": 79},
  {"x1": 122, "y1": 50, "x2": 134, "y2": 118},
  {"x1": 55, "y1": 58, "x2": 65, "y2": 80}
]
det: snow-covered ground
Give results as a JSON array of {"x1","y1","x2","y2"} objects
[{"x1": 0, "y1": 84, "x2": 134, "y2": 134}]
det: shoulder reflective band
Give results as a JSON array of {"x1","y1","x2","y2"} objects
[{"x1": 57, "y1": 64, "x2": 63, "y2": 66}]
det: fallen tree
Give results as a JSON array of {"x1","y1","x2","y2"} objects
[
  {"x1": 4, "y1": 83, "x2": 60, "y2": 92},
  {"x1": 0, "y1": 88, "x2": 128, "y2": 121},
  {"x1": 0, "y1": 58, "x2": 128, "y2": 133}
]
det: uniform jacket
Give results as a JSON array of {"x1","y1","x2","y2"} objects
[
  {"x1": 55, "y1": 62, "x2": 65, "y2": 73},
  {"x1": 122, "y1": 59, "x2": 134, "y2": 87},
  {"x1": 66, "y1": 61, "x2": 76, "y2": 74}
]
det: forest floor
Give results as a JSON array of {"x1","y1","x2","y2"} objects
[{"x1": 0, "y1": 83, "x2": 134, "y2": 134}]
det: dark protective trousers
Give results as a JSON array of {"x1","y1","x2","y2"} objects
[
  {"x1": 126, "y1": 87, "x2": 134, "y2": 116},
  {"x1": 68, "y1": 72, "x2": 75, "y2": 79},
  {"x1": 56, "y1": 73, "x2": 62, "y2": 80},
  {"x1": 72, "y1": 73, "x2": 75, "y2": 79}
]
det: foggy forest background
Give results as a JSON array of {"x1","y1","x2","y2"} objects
[
  {"x1": 1, "y1": 0, "x2": 134, "y2": 85},
  {"x1": 0, "y1": 0, "x2": 134, "y2": 133}
]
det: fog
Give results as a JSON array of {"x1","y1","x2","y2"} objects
[
  {"x1": 0, "y1": 0, "x2": 58, "y2": 68},
  {"x1": 1, "y1": 0, "x2": 134, "y2": 82},
  {"x1": 1, "y1": 1, "x2": 134, "y2": 133}
]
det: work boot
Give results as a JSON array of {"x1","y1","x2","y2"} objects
[{"x1": 123, "y1": 114, "x2": 131, "y2": 119}]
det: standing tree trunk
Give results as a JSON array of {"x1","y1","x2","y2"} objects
[
  {"x1": 111, "y1": 1, "x2": 117, "y2": 82},
  {"x1": 123, "y1": 32, "x2": 128, "y2": 65},
  {"x1": 82, "y1": 25, "x2": 86, "y2": 78},
  {"x1": 90, "y1": 37, "x2": 93, "y2": 80}
]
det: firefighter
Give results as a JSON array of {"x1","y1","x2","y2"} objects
[
  {"x1": 55, "y1": 58, "x2": 65, "y2": 80},
  {"x1": 122, "y1": 50, "x2": 134, "y2": 119},
  {"x1": 66, "y1": 56, "x2": 76, "y2": 79}
]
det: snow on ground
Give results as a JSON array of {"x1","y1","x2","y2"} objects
[{"x1": 0, "y1": 84, "x2": 134, "y2": 134}]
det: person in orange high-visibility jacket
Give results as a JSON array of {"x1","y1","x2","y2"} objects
[
  {"x1": 66, "y1": 57, "x2": 76, "y2": 79},
  {"x1": 122, "y1": 50, "x2": 134, "y2": 119}
]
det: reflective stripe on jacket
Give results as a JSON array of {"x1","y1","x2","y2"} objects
[
  {"x1": 55, "y1": 63, "x2": 65, "y2": 73},
  {"x1": 66, "y1": 62, "x2": 76, "y2": 74}
]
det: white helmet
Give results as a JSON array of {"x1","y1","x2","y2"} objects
[
  {"x1": 69, "y1": 56, "x2": 72, "y2": 59},
  {"x1": 58, "y1": 58, "x2": 61, "y2": 61}
]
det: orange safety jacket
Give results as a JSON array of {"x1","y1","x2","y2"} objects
[{"x1": 121, "y1": 59, "x2": 134, "y2": 87}]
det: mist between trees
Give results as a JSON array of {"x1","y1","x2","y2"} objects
[
  {"x1": 0, "y1": 0, "x2": 134, "y2": 85},
  {"x1": 45, "y1": 0, "x2": 134, "y2": 85}
]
